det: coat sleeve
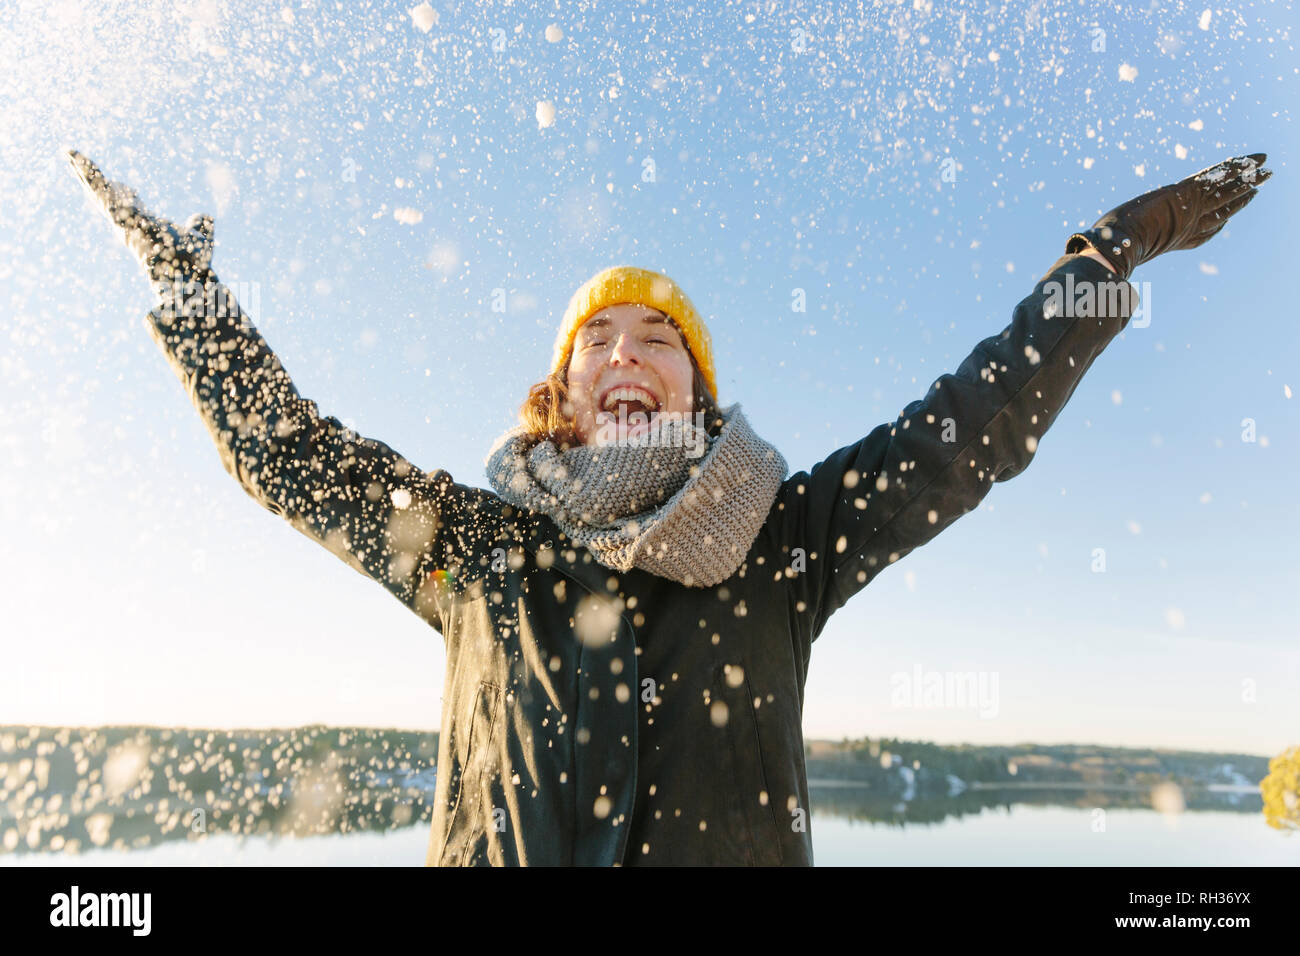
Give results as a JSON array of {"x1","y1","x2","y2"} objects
[
  {"x1": 778, "y1": 251, "x2": 1137, "y2": 643},
  {"x1": 141, "y1": 272, "x2": 485, "y2": 636}
]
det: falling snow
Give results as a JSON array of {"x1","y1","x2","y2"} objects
[
  {"x1": 409, "y1": 2, "x2": 436, "y2": 33},
  {"x1": 2, "y1": 0, "x2": 1291, "y2": 866}
]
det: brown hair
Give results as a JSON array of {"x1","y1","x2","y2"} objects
[{"x1": 518, "y1": 322, "x2": 723, "y2": 450}]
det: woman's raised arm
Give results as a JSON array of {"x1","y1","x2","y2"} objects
[
  {"x1": 780, "y1": 153, "x2": 1270, "y2": 646},
  {"x1": 779, "y1": 251, "x2": 1136, "y2": 644},
  {"x1": 67, "y1": 150, "x2": 480, "y2": 635}
]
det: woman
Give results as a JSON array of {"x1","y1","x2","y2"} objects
[{"x1": 67, "y1": 149, "x2": 1269, "y2": 866}]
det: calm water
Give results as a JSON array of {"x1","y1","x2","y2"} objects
[
  {"x1": 5, "y1": 801, "x2": 1295, "y2": 866},
  {"x1": 3, "y1": 725, "x2": 1291, "y2": 866}
]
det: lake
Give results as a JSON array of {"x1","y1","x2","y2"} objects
[{"x1": 4, "y1": 786, "x2": 1294, "y2": 866}]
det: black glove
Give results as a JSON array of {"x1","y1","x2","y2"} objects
[
  {"x1": 1066, "y1": 153, "x2": 1272, "y2": 280},
  {"x1": 66, "y1": 149, "x2": 216, "y2": 287}
]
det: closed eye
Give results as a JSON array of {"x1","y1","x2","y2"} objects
[{"x1": 583, "y1": 337, "x2": 670, "y2": 348}]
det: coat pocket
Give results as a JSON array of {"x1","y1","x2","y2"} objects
[
  {"x1": 438, "y1": 680, "x2": 503, "y2": 866},
  {"x1": 716, "y1": 660, "x2": 785, "y2": 865}
]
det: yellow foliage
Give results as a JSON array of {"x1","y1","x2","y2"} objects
[{"x1": 1260, "y1": 746, "x2": 1300, "y2": 833}]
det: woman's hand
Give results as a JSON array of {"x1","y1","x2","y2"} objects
[
  {"x1": 1066, "y1": 152, "x2": 1272, "y2": 280},
  {"x1": 66, "y1": 149, "x2": 215, "y2": 284}
]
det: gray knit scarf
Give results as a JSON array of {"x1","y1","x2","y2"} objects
[{"x1": 484, "y1": 403, "x2": 787, "y2": 588}]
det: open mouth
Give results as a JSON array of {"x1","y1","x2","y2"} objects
[{"x1": 599, "y1": 385, "x2": 661, "y2": 418}]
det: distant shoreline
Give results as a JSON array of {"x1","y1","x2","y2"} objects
[
  {"x1": 806, "y1": 779, "x2": 1262, "y2": 794},
  {"x1": 0, "y1": 725, "x2": 1279, "y2": 761},
  {"x1": 968, "y1": 781, "x2": 1260, "y2": 794}
]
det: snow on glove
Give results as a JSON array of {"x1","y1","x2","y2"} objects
[
  {"x1": 1065, "y1": 153, "x2": 1272, "y2": 280},
  {"x1": 66, "y1": 148, "x2": 216, "y2": 286}
]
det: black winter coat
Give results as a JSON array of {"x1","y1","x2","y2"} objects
[{"x1": 143, "y1": 251, "x2": 1134, "y2": 865}]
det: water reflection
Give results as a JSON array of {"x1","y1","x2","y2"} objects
[
  {"x1": 0, "y1": 725, "x2": 437, "y2": 856},
  {"x1": 806, "y1": 780, "x2": 1261, "y2": 829},
  {"x1": 0, "y1": 726, "x2": 1268, "y2": 858}
]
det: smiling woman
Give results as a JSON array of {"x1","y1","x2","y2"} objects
[
  {"x1": 518, "y1": 332, "x2": 724, "y2": 451},
  {"x1": 515, "y1": 269, "x2": 726, "y2": 450},
  {"x1": 482, "y1": 263, "x2": 789, "y2": 584},
  {"x1": 65, "y1": 147, "x2": 1270, "y2": 867},
  {"x1": 574, "y1": 308, "x2": 691, "y2": 425}
]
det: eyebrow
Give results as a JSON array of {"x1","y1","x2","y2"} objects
[{"x1": 581, "y1": 313, "x2": 672, "y2": 332}]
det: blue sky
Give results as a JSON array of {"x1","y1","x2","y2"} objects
[{"x1": 0, "y1": 0, "x2": 1295, "y2": 754}]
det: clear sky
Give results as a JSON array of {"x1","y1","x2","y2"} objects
[{"x1": 0, "y1": 0, "x2": 1295, "y2": 755}]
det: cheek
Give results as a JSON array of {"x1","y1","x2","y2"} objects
[
  {"x1": 669, "y1": 358, "x2": 695, "y2": 400},
  {"x1": 566, "y1": 366, "x2": 597, "y2": 413}
]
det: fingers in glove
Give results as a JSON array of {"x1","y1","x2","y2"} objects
[
  {"x1": 66, "y1": 149, "x2": 200, "y2": 280},
  {"x1": 68, "y1": 149, "x2": 164, "y2": 246},
  {"x1": 1201, "y1": 177, "x2": 1260, "y2": 212},
  {"x1": 1179, "y1": 224, "x2": 1226, "y2": 252},
  {"x1": 1189, "y1": 153, "x2": 1268, "y2": 192},
  {"x1": 1185, "y1": 190, "x2": 1259, "y2": 248},
  {"x1": 1209, "y1": 167, "x2": 1272, "y2": 208},
  {"x1": 68, "y1": 150, "x2": 137, "y2": 222},
  {"x1": 1199, "y1": 187, "x2": 1261, "y2": 229},
  {"x1": 66, "y1": 149, "x2": 111, "y2": 202},
  {"x1": 1214, "y1": 186, "x2": 1260, "y2": 221},
  {"x1": 1244, "y1": 164, "x2": 1272, "y2": 186}
]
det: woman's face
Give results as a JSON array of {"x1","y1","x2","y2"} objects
[{"x1": 565, "y1": 303, "x2": 696, "y2": 446}]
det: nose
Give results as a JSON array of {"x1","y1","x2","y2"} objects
[{"x1": 608, "y1": 330, "x2": 645, "y2": 367}]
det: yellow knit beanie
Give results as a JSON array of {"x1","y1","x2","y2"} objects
[{"x1": 551, "y1": 265, "x2": 717, "y2": 401}]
